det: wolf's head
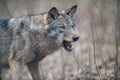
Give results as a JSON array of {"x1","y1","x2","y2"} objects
[{"x1": 46, "y1": 5, "x2": 79, "y2": 52}]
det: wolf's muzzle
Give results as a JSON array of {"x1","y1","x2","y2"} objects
[{"x1": 72, "y1": 34, "x2": 79, "y2": 41}]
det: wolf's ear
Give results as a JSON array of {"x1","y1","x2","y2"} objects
[
  {"x1": 48, "y1": 7, "x2": 60, "y2": 20},
  {"x1": 64, "y1": 5, "x2": 77, "y2": 17}
]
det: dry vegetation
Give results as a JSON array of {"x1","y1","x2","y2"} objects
[{"x1": 0, "y1": 0, "x2": 120, "y2": 80}]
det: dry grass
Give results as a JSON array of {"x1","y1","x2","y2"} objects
[{"x1": 0, "y1": 0, "x2": 120, "y2": 80}]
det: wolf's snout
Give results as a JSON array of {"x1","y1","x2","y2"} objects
[{"x1": 72, "y1": 35, "x2": 79, "y2": 41}]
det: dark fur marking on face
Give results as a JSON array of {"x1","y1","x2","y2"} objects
[{"x1": 72, "y1": 22, "x2": 75, "y2": 28}]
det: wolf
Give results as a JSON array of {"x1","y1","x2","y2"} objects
[{"x1": 0, "y1": 5, "x2": 79, "y2": 80}]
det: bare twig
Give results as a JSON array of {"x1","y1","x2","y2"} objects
[
  {"x1": 114, "y1": 34, "x2": 119, "y2": 80},
  {"x1": 94, "y1": 25, "x2": 110, "y2": 80},
  {"x1": 89, "y1": 46, "x2": 92, "y2": 79},
  {"x1": 90, "y1": 23, "x2": 102, "y2": 80},
  {"x1": 60, "y1": 51, "x2": 66, "y2": 80},
  {"x1": 114, "y1": 0, "x2": 120, "y2": 79},
  {"x1": 73, "y1": 53, "x2": 88, "y2": 79},
  {"x1": 3, "y1": 0, "x2": 12, "y2": 18}
]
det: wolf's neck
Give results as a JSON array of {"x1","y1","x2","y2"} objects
[
  {"x1": 45, "y1": 37, "x2": 62, "y2": 54},
  {"x1": 30, "y1": 30, "x2": 62, "y2": 54}
]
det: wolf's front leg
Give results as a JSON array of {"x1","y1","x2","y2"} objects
[
  {"x1": 1, "y1": 59, "x2": 19, "y2": 80},
  {"x1": 27, "y1": 62, "x2": 41, "y2": 80},
  {"x1": 9, "y1": 59, "x2": 20, "y2": 80}
]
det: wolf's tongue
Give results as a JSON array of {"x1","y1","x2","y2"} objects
[{"x1": 67, "y1": 42, "x2": 72, "y2": 48}]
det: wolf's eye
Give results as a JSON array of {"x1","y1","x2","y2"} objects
[{"x1": 59, "y1": 25, "x2": 65, "y2": 29}]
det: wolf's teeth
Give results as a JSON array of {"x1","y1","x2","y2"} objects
[
  {"x1": 67, "y1": 46, "x2": 70, "y2": 49},
  {"x1": 67, "y1": 45, "x2": 72, "y2": 49},
  {"x1": 63, "y1": 40, "x2": 73, "y2": 51}
]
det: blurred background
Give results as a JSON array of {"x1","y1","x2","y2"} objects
[{"x1": 0, "y1": 0, "x2": 120, "y2": 80}]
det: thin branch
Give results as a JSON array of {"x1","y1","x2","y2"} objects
[
  {"x1": 114, "y1": 0, "x2": 120, "y2": 79},
  {"x1": 94, "y1": 25, "x2": 110, "y2": 80},
  {"x1": 89, "y1": 46, "x2": 92, "y2": 79},
  {"x1": 3, "y1": 0, "x2": 12, "y2": 18},
  {"x1": 90, "y1": 23, "x2": 102, "y2": 80},
  {"x1": 73, "y1": 53, "x2": 88, "y2": 79}
]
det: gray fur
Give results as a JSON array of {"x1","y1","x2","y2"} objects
[{"x1": 0, "y1": 5, "x2": 78, "y2": 80}]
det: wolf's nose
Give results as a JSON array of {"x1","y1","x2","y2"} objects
[{"x1": 72, "y1": 35, "x2": 79, "y2": 41}]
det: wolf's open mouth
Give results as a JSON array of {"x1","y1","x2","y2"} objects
[{"x1": 62, "y1": 40, "x2": 73, "y2": 52}]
